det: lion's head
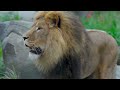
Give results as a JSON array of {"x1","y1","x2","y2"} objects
[{"x1": 23, "y1": 11, "x2": 85, "y2": 72}]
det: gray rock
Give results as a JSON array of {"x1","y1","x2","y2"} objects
[
  {"x1": 1, "y1": 21, "x2": 33, "y2": 48},
  {"x1": 0, "y1": 21, "x2": 26, "y2": 41},
  {"x1": 1, "y1": 21, "x2": 41, "y2": 79},
  {"x1": 0, "y1": 22, "x2": 7, "y2": 41},
  {"x1": 115, "y1": 65, "x2": 120, "y2": 79}
]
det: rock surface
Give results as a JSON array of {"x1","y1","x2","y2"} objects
[
  {"x1": 1, "y1": 21, "x2": 41, "y2": 79},
  {"x1": 115, "y1": 65, "x2": 120, "y2": 79}
]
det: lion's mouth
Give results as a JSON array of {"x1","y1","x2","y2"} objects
[{"x1": 29, "y1": 47, "x2": 43, "y2": 55}]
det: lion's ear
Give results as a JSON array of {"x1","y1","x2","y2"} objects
[{"x1": 45, "y1": 12, "x2": 61, "y2": 28}]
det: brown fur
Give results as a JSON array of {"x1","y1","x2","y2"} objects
[{"x1": 23, "y1": 11, "x2": 118, "y2": 79}]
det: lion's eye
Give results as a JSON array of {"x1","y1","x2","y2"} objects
[{"x1": 36, "y1": 27, "x2": 41, "y2": 31}]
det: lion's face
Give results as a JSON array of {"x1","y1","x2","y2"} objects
[
  {"x1": 23, "y1": 17, "x2": 49, "y2": 57},
  {"x1": 23, "y1": 11, "x2": 66, "y2": 61}
]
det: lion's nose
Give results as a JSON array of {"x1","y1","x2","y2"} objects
[{"x1": 23, "y1": 37, "x2": 29, "y2": 41}]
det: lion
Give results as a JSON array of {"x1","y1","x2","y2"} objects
[{"x1": 23, "y1": 11, "x2": 118, "y2": 79}]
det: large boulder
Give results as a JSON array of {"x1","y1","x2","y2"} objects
[{"x1": 1, "y1": 21, "x2": 41, "y2": 79}]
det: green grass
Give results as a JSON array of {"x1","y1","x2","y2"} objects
[
  {"x1": 1, "y1": 67, "x2": 19, "y2": 79},
  {"x1": 81, "y1": 11, "x2": 120, "y2": 46},
  {"x1": 0, "y1": 41, "x2": 5, "y2": 78},
  {"x1": 0, "y1": 12, "x2": 20, "y2": 22}
]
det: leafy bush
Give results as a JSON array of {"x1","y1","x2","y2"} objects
[
  {"x1": 0, "y1": 42, "x2": 5, "y2": 78},
  {"x1": 81, "y1": 11, "x2": 120, "y2": 46},
  {"x1": 0, "y1": 11, "x2": 20, "y2": 22},
  {"x1": 1, "y1": 67, "x2": 19, "y2": 79}
]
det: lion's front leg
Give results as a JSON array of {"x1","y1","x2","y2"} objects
[{"x1": 94, "y1": 46, "x2": 118, "y2": 79}]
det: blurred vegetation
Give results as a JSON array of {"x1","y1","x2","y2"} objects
[
  {"x1": 0, "y1": 11, "x2": 20, "y2": 22},
  {"x1": 81, "y1": 11, "x2": 120, "y2": 46},
  {"x1": 0, "y1": 67, "x2": 19, "y2": 79},
  {"x1": 0, "y1": 41, "x2": 5, "y2": 78}
]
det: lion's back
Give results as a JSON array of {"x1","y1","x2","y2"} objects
[{"x1": 87, "y1": 29, "x2": 118, "y2": 48}]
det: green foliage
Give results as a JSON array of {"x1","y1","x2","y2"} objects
[
  {"x1": 0, "y1": 42, "x2": 5, "y2": 78},
  {"x1": 0, "y1": 12, "x2": 20, "y2": 22},
  {"x1": 1, "y1": 67, "x2": 19, "y2": 79},
  {"x1": 81, "y1": 11, "x2": 120, "y2": 46}
]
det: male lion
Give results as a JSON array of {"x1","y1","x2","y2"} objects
[{"x1": 23, "y1": 11, "x2": 118, "y2": 79}]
